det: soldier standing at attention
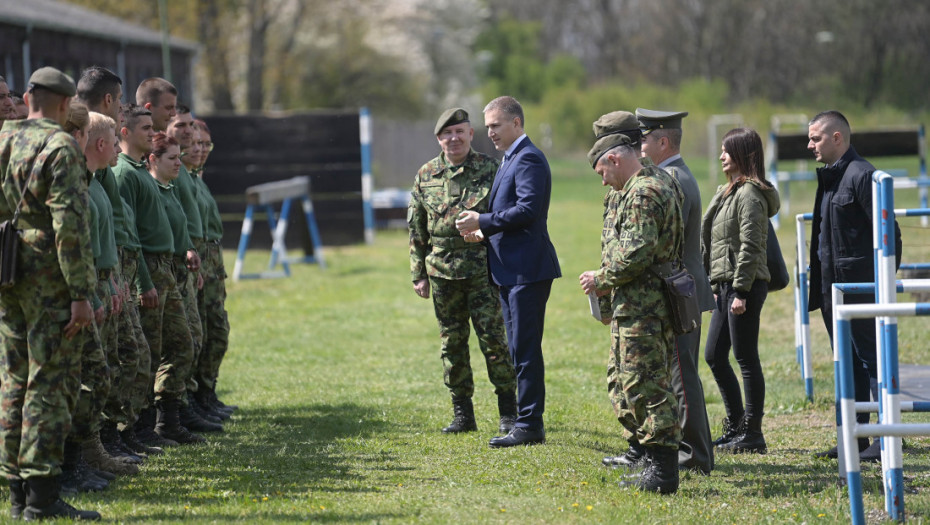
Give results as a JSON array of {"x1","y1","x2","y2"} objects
[
  {"x1": 633, "y1": 109, "x2": 715, "y2": 474},
  {"x1": 579, "y1": 111, "x2": 684, "y2": 494},
  {"x1": 0, "y1": 66, "x2": 101, "y2": 520},
  {"x1": 408, "y1": 108, "x2": 517, "y2": 434}
]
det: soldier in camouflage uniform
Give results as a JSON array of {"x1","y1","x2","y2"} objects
[
  {"x1": 408, "y1": 108, "x2": 517, "y2": 434},
  {"x1": 579, "y1": 111, "x2": 684, "y2": 495},
  {"x1": 0, "y1": 67, "x2": 101, "y2": 520}
]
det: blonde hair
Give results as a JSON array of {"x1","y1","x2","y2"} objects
[
  {"x1": 63, "y1": 101, "x2": 89, "y2": 133},
  {"x1": 86, "y1": 111, "x2": 116, "y2": 145}
]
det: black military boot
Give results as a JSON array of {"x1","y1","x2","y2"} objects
[
  {"x1": 194, "y1": 388, "x2": 230, "y2": 421},
  {"x1": 179, "y1": 395, "x2": 224, "y2": 432},
  {"x1": 155, "y1": 398, "x2": 206, "y2": 444},
  {"x1": 497, "y1": 392, "x2": 517, "y2": 434},
  {"x1": 121, "y1": 427, "x2": 164, "y2": 456},
  {"x1": 188, "y1": 392, "x2": 223, "y2": 424},
  {"x1": 618, "y1": 446, "x2": 679, "y2": 494},
  {"x1": 60, "y1": 439, "x2": 108, "y2": 494},
  {"x1": 713, "y1": 415, "x2": 745, "y2": 447},
  {"x1": 136, "y1": 407, "x2": 180, "y2": 448},
  {"x1": 719, "y1": 415, "x2": 767, "y2": 454},
  {"x1": 10, "y1": 479, "x2": 25, "y2": 520},
  {"x1": 603, "y1": 440, "x2": 647, "y2": 469},
  {"x1": 22, "y1": 475, "x2": 101, "y2": 521},
  {"x1": 100, "y1": 421, "x2": 144, "y2": 464},
  {"x1": 442, "y1": 397, "x2": 478, "y2": 433}
]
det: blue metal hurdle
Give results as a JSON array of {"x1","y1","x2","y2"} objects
[
  {"x1": 836, "y1": 302, "x2": 930, "y2": 525},
  {"x1": 794, "y1": 205, "x2": 930, "y2": 401},
  {"x1": 233, "y1": 176, "x2": 326, "y2": 281}
]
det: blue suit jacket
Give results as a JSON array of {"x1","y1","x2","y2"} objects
[{"x1": 479, "y1": 137, "x2": 561, "y2": 286}]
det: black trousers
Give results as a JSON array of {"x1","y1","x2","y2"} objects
[
  {"x1": 704, "y1": 280, "x2": 768, "y2": 421},
  {"x1": 820, "y1": 291, "x2": 879, "y2": 425}
]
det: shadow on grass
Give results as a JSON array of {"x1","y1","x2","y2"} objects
[{"x1": 103, "y1": 403, "x2": 413, "y2": 522}]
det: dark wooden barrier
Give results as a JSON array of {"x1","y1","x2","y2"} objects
[{"x1": 201, "y1": 111, "x2": 364, "y2": 250}]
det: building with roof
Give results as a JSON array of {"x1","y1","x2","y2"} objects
[{"x1": 0, "y1": 0, "x2": 198, "y2": 103}]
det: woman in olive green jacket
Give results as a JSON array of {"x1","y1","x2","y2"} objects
[{"x1": 701, "y1": 128, "x2": 780, "y2": 455}]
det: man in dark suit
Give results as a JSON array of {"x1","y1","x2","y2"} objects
[
  {"x1": 636, "y1": 108, "x2": 716, "y2": 474},
  {"x1": 455, "y1": 96, "x2": 561, "y2": 448}
]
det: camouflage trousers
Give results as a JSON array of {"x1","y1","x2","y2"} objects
[
  {"x1": 195, "y1": 242, "x2": 229, "y2": 391},
  {"x1": 0, "y1": 269, "x2": 82, "y2": 479},
  {"x1": 608, "y1": 316, "x2": 681, "y2": 449},
  {"x1": 428, "y1": 275, "x2": 516, "y2": 399},
  {"x1": 176, "y1": 250, "x2": 203, "y2": 394},
  {"x1": 68, "y1": 280, "x2": 112, "y2": 441},
  {"x1": 96, "y1": 272, "x2": 130, "y2": 426},
  {"x1": 139, "y1": 253, "x2": 193, "y2": 402},
  {"x1": 120, "y1": 249, "x2": 151, "y2": 419}
]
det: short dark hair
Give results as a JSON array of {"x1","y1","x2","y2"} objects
[
  {"x1": 649, "y1": 128, "x2": 682, "y2": 149},
  {"x1": 176, "y1": 104, "x2": 191, "y2": 115},
  {"x1": 122, "y1": 103, "x2": 153, "y2": 131},
  {"x1": 136, "y1": 77, "x2": 178, "y2": 106},
  {"x1": 810, "y1": 110, "x2": 851, "y2": 137},
  {"x1": 484, "y1": 96, "x2": 525, "y2": 129},
  {"x1": 77, "y1": 66, "x2": 122, "y2": 108}
]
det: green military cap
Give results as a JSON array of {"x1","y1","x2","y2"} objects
[
  {"x1": 434, "y1": 107, "x2": 470, "y2": 135},
  {"x1": 588, "y1": 111, "x2": 638, "y2": 167},
  {"x1": 587, "y1": 132, "x2": 632, "y2": 167},
  {"x1": 28, "y1": 66, "x2": 76, "y2": 97},
  {"x1": 636, "y1": 108, "x2": 688, "y2": 136},
  {"x1": 592, "y1": 111, "x2": 640, "y2": 139}
]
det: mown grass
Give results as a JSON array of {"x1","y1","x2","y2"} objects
[{"x1": 38, "y1": 154, "x2": 930, "y2": 523}]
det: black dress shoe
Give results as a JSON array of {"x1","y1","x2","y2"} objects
[
  {"x1": 814, "y1": 438, "x2": 869, "y2": 459},
  {"x1": 859, "y1": 440, "x2": 882, "y2": 462},
  {"x1": 488, "y1": 427, "x2": 545, "y2": 448}
]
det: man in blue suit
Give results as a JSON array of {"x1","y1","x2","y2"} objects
[{"x1": 455, "y1": 96, "x2": 561, "y2": 448}]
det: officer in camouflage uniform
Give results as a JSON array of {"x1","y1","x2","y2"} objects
[
  {"x1": 579, "y1": 111, "x2": 684, "y2": 495},
  {"x1": 0, "y1": 67, "x2": 100, "y2": 520},
  {"x1": 408, "y1": 108, "x2": 517, "y2": 434}
]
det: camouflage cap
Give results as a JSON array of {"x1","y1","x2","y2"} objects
[
  {"x1": 636, "y1": 108, "x2": 688, "y2": 136},
  {"x1": 587, "y1": 132, "x2": 632, "y2": 168},
  {"x1": 434, "y1": 107, "x2": 469, "y2": 135},
  {"x1": 28, "y1": 66, "x2": 76, "y2": 97}
]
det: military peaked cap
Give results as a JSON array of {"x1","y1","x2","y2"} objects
[
  {"x1": 435, "y1": 107, "x2": 470, "y2": 135},
  {"x1": 636, "y1": 108, "x2": 688, "y2": 136},
  {"x1": 588, "y1": 111, "x2": 638, "y2": 167},
  {"x1": 28, "y1": 67, "x2": 76, "y2": 97}
]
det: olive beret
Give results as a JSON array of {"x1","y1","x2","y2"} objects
[
  {"x1": 435, "y1": 107, "x2": 469, "y2": 135},
  {"x1": 28, "y1": 67, "x2": 76, "y2": 97},
  {"x1": 636, "y1": 108, "x2": 688, "y2": 136}
]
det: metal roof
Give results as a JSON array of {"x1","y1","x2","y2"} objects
[{"x1": 0, "y1": 0, "x2": 199, "y2": 52}]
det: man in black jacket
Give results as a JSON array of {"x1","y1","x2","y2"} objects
[{"x1": 807, "y1": 110, "x2": 902, "y2": 460}]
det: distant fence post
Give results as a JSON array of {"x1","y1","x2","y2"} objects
[{"x1": 360, "y1": 107, "x2": 374, "y2": 244}]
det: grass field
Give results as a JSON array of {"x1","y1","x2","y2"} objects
[{"x1": 56, "y1": 154, "x2": 930, "y2": 524}]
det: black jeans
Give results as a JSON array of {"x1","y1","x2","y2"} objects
[{"x1": 704, "y1": 280, "x2": 768, "y2": 421}]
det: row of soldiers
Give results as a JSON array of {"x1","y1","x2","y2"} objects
[{"x1": 0, "y1": 66, "x2": 235, "y2": 520}]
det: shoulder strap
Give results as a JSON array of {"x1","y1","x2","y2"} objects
[{"x1": 11, "y1": 130, "x2": 61, "y2": 225}]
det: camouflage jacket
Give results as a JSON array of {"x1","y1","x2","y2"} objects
[
  {"x1": 408, "y1": 149, "x2": 498, "y2": 281},
  {"x1": 595, "y1": 159, "x2": 684, "y2": 319},
  {"x1": 0, "y1": 118, "x2": 96, "y2": 301}
]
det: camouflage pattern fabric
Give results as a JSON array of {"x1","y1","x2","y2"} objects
[
  {"x1": 195, "y1": 242, "x2": 229, "y2": 391},
  {"x1": 429, "y1": 275, "x2": 516, "y2": 398},
  {"x1": 408, "y1": 150, "x2": 515, "y2": 399},
  {"x1": 0, "y1": 119, "x2": 96, "y2": 479},
  {"x1": 96, "y1": 276, "x2": 127, "y2": 426},
  {"x1": 119, "y1": 249, "x2": 151, "y2": 419},
  {"x1": 139, "y1": 253, "x2": 193, "y2": 402},
  {"x1": 596, "y1": 161, "x2": 684, "y2": 449},
  {"x1": 69, "y1": 317, "x2": 109, "y2": 441},
  {"x1": 177, "y1": 244, "x2": 203, "y2": 394}
]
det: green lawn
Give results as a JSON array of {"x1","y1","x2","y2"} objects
[{"x1": 58, "y1": 155, "x2": 930, "y2": 523}]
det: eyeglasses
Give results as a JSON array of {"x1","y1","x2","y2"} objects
[{"x1": 198, "y1": 141, "x2": 214, "y2": 152}]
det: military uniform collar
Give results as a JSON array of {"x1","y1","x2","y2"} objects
[{"x1": 119, "y1": 152, "x2": 146, "y2": 169}]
